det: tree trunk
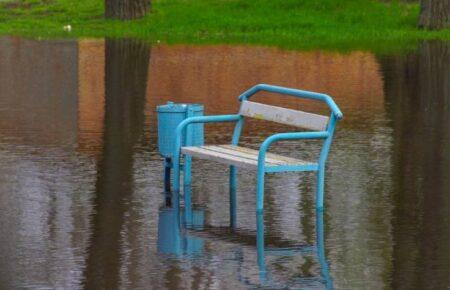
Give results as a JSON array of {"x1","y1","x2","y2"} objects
[
  {"x1": 105, "y1": 0, "x2": 151, "y2": 20},
  {"x1": 418, "y1": 0, "x2": 450, "y2": 30}
]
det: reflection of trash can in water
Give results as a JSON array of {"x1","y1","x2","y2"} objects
[
  {"x1": 157, "y1": 205, "x2": 204, "y2": 256},
  {"x1": 157, "y1": 102, "x2": 204, "y2": 191}
]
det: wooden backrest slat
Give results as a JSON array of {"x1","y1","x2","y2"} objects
[{"x1": 239, "y1": 101, "x2": 329, "y2": 131}]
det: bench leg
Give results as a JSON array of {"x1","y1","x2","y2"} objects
[
  {"x1": 183, "y1": 155, "x2": 192, "y2": 186},
  {"x1": 316, "y1": 167, "x2": 325, "y2": 210},
  {"x1": 256, "y1": 211, "x2": 267, "y2": 279},
  {"x1": 183, "y1": 156, "x2": 193, "y2": 226},
  {"x1": 173, "y1": 153, "x2": 181, "y2": 193},
  {"x1": 229, "y1": 166, "x2": 237, "y2": 229},
  {"x1": 256, "y1": 168, "x2": 265, "y2": 212},
  {"x1": 184, "y1": 185, "x2": 193, "y2": 226},
  {"x1": 256, "y1": 164, "x2": 266, "y2": 274}
]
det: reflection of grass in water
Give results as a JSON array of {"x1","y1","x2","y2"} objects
[{"x1": 0, "y1": 0, "x2": 449, "y2": 53}]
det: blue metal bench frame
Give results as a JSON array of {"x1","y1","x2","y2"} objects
[{"x1": 172, "y1": 84, "x2": 343, "y2": 214}]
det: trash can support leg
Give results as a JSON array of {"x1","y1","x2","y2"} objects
[{"x1": 164, "y1": 157, "x2": 171, "y2": 193}]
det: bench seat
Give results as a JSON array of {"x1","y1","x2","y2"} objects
[{"x1": 181, "y1": 144, "x2": 316, "y2": 170}]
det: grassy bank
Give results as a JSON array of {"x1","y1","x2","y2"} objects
[{"x1": 0, "y1": 0, "x2": 449, "y2": 53}]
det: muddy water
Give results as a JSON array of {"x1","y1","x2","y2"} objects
[{"x1": 0, "y1": 36, "x2": 449, "y2": 289}]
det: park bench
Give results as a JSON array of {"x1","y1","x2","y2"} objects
[{"x1": 172, "y1": 84, "x2": 343, "y2": 214}]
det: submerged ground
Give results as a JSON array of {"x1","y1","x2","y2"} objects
[
  {"x1": 0, "y1": 36, "x2": 449, "y2": 289},
  {"x1": 0, "y1": 0, "x2": 449, "y2": 53}
]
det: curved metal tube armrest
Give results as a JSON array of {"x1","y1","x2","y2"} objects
[
  {"x1": 258, "y1": 131, "x2": 329, "y2": 164},
  {"x1": 238, "y1": 84, "x2": 343, "y2": 120},
  {"x1": 174, "y1": 114, "x2": 241, "y2": 155},
  {"x1": 172, "y1": 114, "x2": 241, "y2": 191}
]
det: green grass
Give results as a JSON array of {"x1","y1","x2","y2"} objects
[{"x1": 0, "y1": 0, "x2": 449, "y2": 53}]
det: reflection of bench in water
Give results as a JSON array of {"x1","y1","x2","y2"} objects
[
  {"x1": 189, "y1": 225, "x2": 312, "y2": 251},
  {"x1": 157, "y1": 194, "x2": 333, "y2": 289}
]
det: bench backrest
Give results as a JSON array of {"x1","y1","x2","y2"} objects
[{"x1": 239, "y1": 100, "x2": 329, "y2": 131}]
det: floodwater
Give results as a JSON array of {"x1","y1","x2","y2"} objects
[{"x1": 0, "y1": 36, "x2": 449, "y2": 289}]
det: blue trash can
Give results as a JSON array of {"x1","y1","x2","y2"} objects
[
  {"x1": 157, "y1": 102, "x2": 204, "y2": 192},
  {"x1": 157, "y1": 102, "x2": 204, "y2": 158}
]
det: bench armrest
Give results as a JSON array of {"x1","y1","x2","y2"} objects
[
  {"x1": 174, "y1": 114, "x2": 241, "y2": 154},
  {"x1": 172, "y1": 114, "x2": 242, "y2": 191},
  {"x1": 258, "y1": 131, "x2": 329, "y2": 167}
]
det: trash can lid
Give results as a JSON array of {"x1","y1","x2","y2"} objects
[{"x1": 157, "y1": 102, "x2": 203, "y2": 113}]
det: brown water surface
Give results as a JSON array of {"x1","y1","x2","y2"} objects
[{"x1": 0, "y1": 36, "x2": 449, "y2": 289}]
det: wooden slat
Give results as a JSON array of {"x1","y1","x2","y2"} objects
[
  {"x1": 181, "y1": 146, "x2": 258, "y2": 169},
  {"x1": 206, "y1": 145, "x2": 282, "y2": 166},
  {"x1": 239, "y1": 101, "x2": 329, "y2": 131},
  {"x1": 219, "y1": 145, "x2": 308, "y2": 165},
  {"x1": 181, "y1": 145, "x2": 315, "y2": 169}
]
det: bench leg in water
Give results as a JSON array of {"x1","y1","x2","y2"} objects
[
  {"x1": 256, "y1": 165, "x2": 267, "y2": 280},
  {"x1": 256, "y1": 167, "x2": 265, "y2": 212},
  {"x1": 183, "y1": 156, "x2": 193, "y2": 226},
  {"x1": 256, "y1": 211, "x2": 267, "y2": 280},
  {"x1": 173, "y1": 153, "x2": 181, "y2": 191},
  {"x1": 183, "y1": 185, "x2": 193, "y2": 226},
  {"x1": 173, "y1": 156, "x2": 191, "y2": 226},
  {"x1": 229, "y1": 166, "x2": 237, "y2": 229},
  {"x1": 316, "y1": 167, "x2": 325, "y2": 210},
  {"x1": 183, "y1": 155, "x2": 192, "y2": 187}
]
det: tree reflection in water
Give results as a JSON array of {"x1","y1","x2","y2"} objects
[
  {"x1": 382, "y1": 41, "x2": 450, "y2": 290},
  {"x1": 83, "y1": 38, "x2": 150, "y2": 289}
]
